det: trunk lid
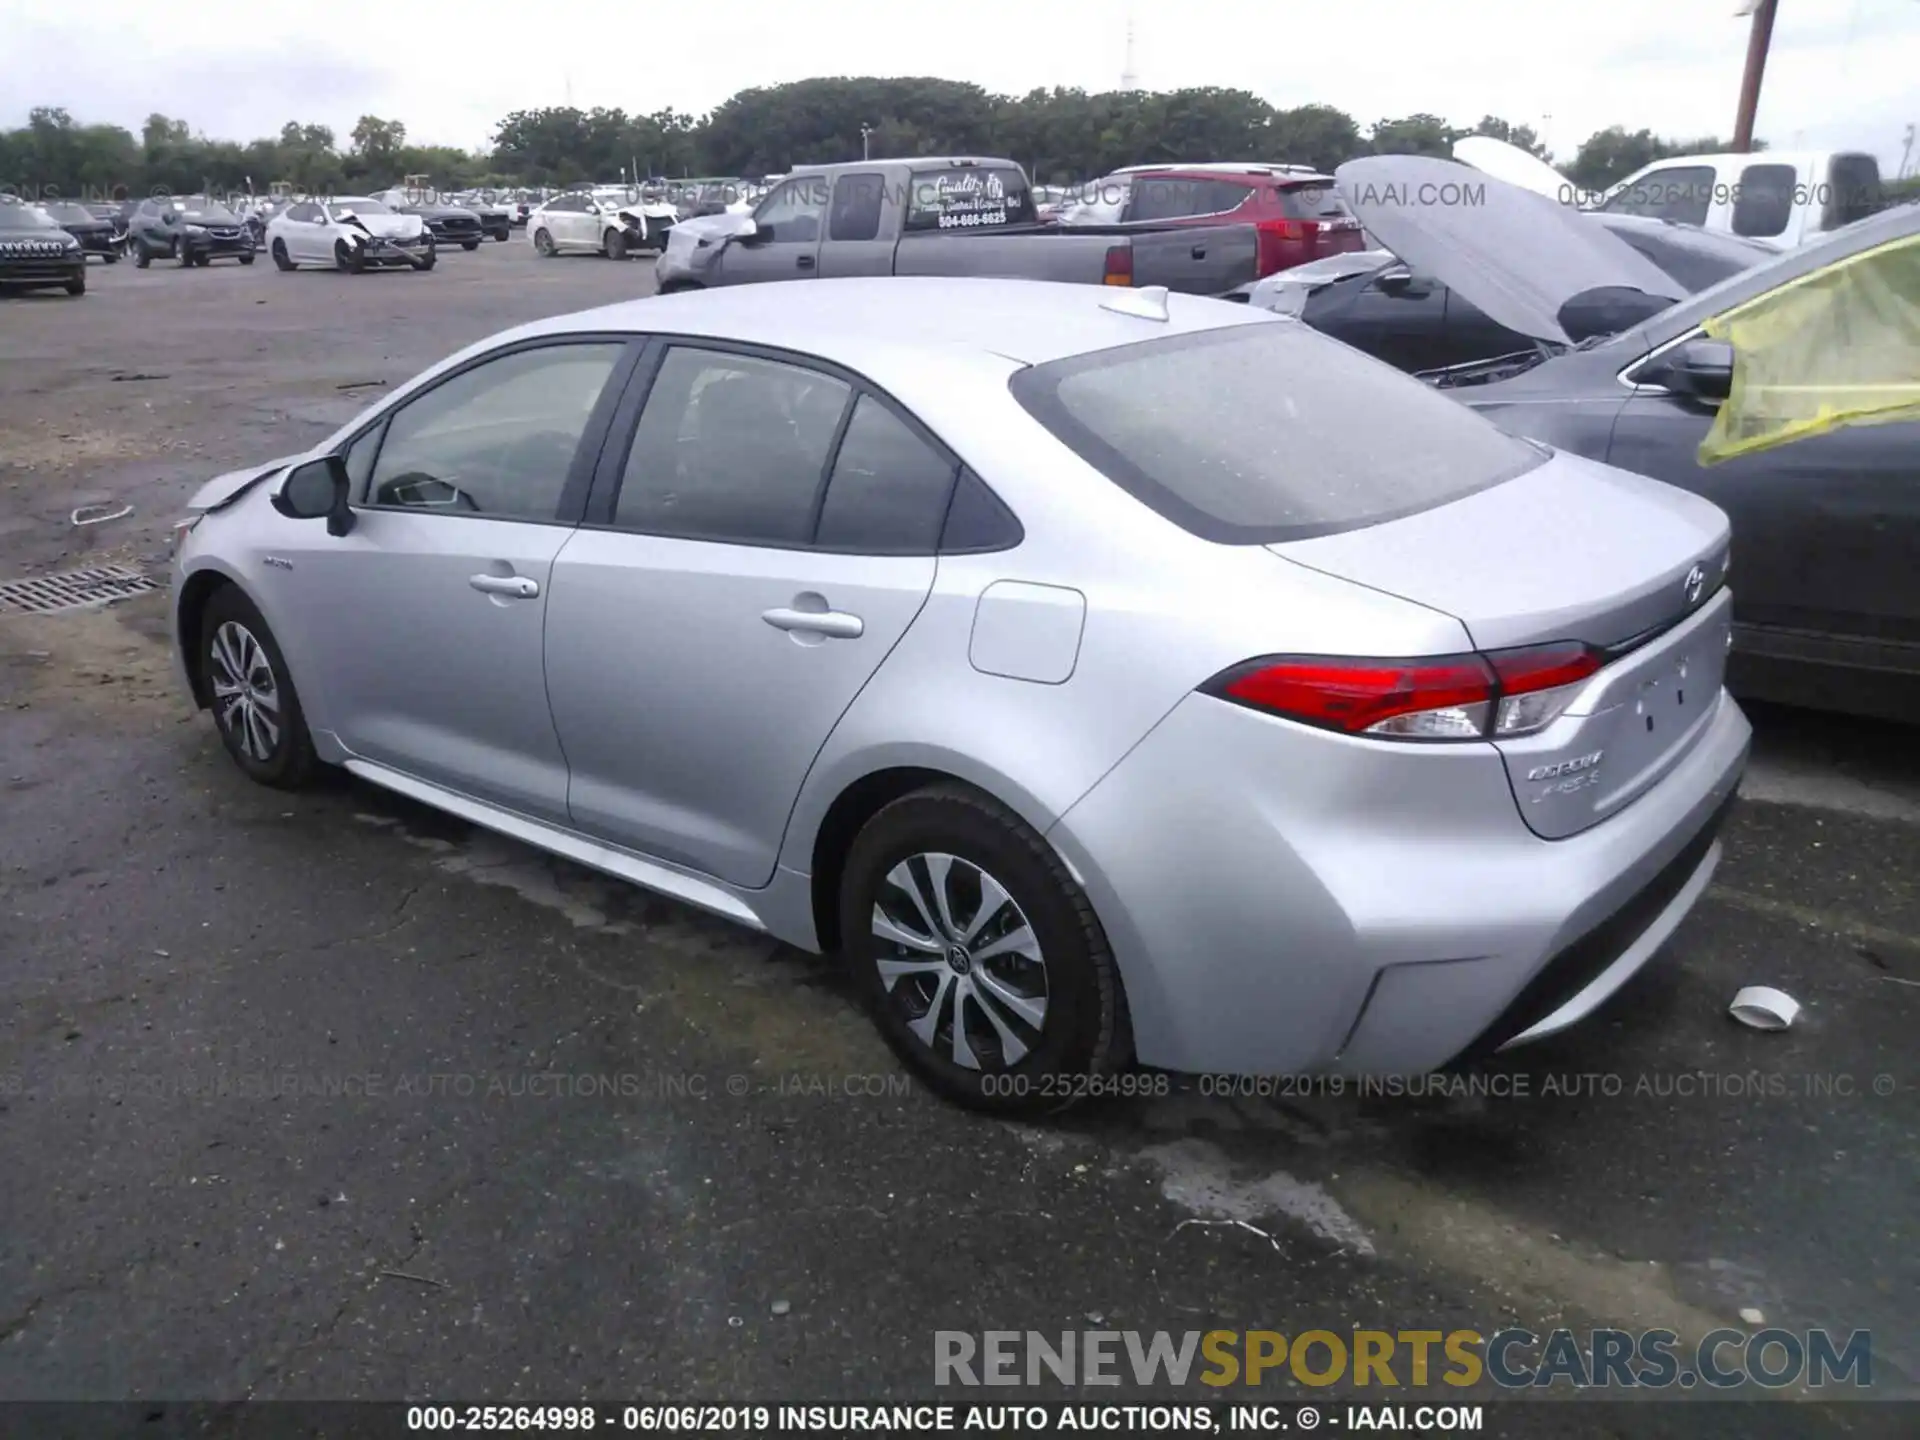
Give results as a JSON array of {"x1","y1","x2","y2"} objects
[
  {"x1": 1268, "y1": 451, "x2": 1734, "y2": 838},
  {"x1": 1333, "y1": 154, "x2": 1684, "y2": 346}
]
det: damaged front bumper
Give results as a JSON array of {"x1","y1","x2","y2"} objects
[{"x1": 353, "y1": 233, "x2": 437, "y2": 267}]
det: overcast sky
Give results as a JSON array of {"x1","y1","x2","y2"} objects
[{"x1": 6, "y1": 0, "x2": 1917, "y2": 171}]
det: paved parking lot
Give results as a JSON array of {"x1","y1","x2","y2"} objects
[{"x1": 1, "y1": 244, "x2": 1916, "y2": 1430}]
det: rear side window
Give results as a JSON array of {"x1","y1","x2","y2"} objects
[
  {"x1": 901, "y1": 166, "x2": 1036, "y2": 232},
  {"x1": 1601, "y1": 165, "x2": 1715, "y2": 225},
  {"x1": 1128, "y1": 178, "x2": 1254, "y2": 221},
  {"x1": 615, "y1": 347, "x2": 850, "y2": 545},
  {"x1": 1732, "y1": 163, "x2": 1797, "y2": 239},
  {"x1": 815, "y1": 396, "x2": 958, "y2": 552},
  {"x1": 1009, "y1": 324, "x2": 1544, "y2": 544},
  {"x1": 1825, "y1": 154, "x2": 1882, "y2": 228},
  {"x1": 829, "y1": 173, "x2": 885, "y2": 242},
  {"x1": 1275, "y1": 183, "x2": 1354, "y2": 221}
]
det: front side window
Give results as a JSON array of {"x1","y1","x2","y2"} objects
[
  {"x1": 752, "y1": 179, "x2": 829, "y2": 242},
  {"x1": 362, "y1": 343, "x2": 623, "y2": 519},
  {"x1": 613, "y1": 347, "x2": 851, "y2": 544},
  {"x1": 1601, "y1": 164, "x2": 1716, "y2": 226}
]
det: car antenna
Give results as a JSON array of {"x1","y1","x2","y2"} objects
[{"x1": 1099, "y1": 284, "x2": 1170, "y2": 321}]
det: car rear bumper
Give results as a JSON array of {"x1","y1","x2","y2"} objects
[{"x1": 1045, "y1": 685, "x2": 1750, "y2": 1076}]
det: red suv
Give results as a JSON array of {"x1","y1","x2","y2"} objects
[{"x1": 1063, "y1": 164, "x2": 1367, "y2": 278}]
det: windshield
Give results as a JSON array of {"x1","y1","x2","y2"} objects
[
  {"x1": 41, "y1": 203, "x2": 97, "y2": 224},
  {"x1": 330, "y1": 199, "x2": 394, "y2": 217},
  {"x1": 0, "y1": 203, "x2": 61, "y2": 231},
  {"x1": 174, "y1": 197, "x2": 239, "y2": 223},
  {"x1": 1010, "y1": 323, "x2": 1544, "y2": 543}
]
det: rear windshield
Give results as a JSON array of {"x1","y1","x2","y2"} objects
[
  {"x1": 901, "y1": 166, "x2": 1036, "y2": 232},
  {"x1": 1275, "y1": 182, "x2": 1355, "y2": 222},
  {"x1": 1009, "y1": 323, "x2": 1544, "y2": 543}
]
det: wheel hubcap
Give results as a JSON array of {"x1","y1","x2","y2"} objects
[
  {"x1": 872, "y1": 853, "x2": 1048, "y2": 1071},
  {"x1": 209, "y1": 621, "x2": 281, "y2": 762}
]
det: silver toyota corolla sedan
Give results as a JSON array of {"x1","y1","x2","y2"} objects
[{"x1": 170, "y1": 277, "x2": 1750, "y2": 1111}]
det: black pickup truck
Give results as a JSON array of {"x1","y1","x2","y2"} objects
[{"x1": 655, "y1": 157, "x2": 1259, "y2": 296}]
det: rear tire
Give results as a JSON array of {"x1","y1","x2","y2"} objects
[
  {"x1": 604, "y1": 228, "x2": 628, "y2": 261},
  {"x1": 176, "y1": 241, "x2": 193, "y2": 268},
  {"x1": 271, "y1": 239, "x2": 295, "y2": 271},
  {"x1": 838, "y1": 784, "x2": 1130, "y2": 1114},
  {"x1": 199, "y1": 586, "x2": 319, "y2": 791}
]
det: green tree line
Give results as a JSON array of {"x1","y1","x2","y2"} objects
[{"x1": 5, "y1": 79, "x2": 1908, "y2": 202}]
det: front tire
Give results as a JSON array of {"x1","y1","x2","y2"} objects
[
  {"x1": 335, "y1": 240, "x2": 364, "y2": 274},
  {"x1": 271, "y1": 239, "x2": 295, "y2": 271},
  {"x1": 133, "y1": 239, "x2": 152, "y2": 268},
  {"x1": 200, "y1": 587, "x2": 318, "y2": 790},
  {"x1": 533, "y1": 228, "x2": 556, "y2": 257},
  {"x1": 65, "y1": 272, "x2": 86, "y2": 296},
  {"x1": 603, "y1": 227, "x2": 628, "y2": 261},
  {"x1": 460, "y1": 239, "x2": 480, "y2": 252},
  {"x1": 838, "y1": 785, "x2": 1130, "y2": 1113},
  {"x1": 415, "y1": 248, "x2": 437, "y2": 271},
  {"x1": 238, "y1": 250, "x2": 255, "y2": 266},
  {"x1": 176, "y1": 241, "x2": 194, "y2": 268}
]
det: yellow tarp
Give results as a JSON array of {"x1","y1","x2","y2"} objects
[{"x1": 1698, "y1": 231, "x2": 1920, "y2": 465}]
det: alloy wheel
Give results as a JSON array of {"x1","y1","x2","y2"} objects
[
  {"x1": 209, "y1": 621, "x2": 281, "y2": 762},
  {"x1": 872, "y1": 853, "x2": 1049, "y2": 1070}
]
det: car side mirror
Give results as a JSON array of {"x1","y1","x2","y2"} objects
[
  {"x1": 1374, "y1": 269, "x2": 1431, "y2": 298},
  {"x1": 735, "y1": 219, "x2": 767, "y2": 245},
  {"x1": 273, "y1": 456, "x2": 356, "y2": 536},
  {"x1": 1642, "y1": 337, "x2": 1734, "y2": 401}
]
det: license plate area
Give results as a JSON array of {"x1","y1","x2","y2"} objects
[{"x1": 1495, "y1": 590, "x2": 1731, "y2": 839}]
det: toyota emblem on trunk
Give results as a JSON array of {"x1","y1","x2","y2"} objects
[{"x1": 1683, "y1": 564, "x2": 1706, "y2": 605}]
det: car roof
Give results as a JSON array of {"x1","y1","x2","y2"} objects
[
  {"x1": 1113, "y1": 163, "x2": 1328, "y2": 181},
  {"x1": 786, "y1": 157, "x2": 1019, "y2": 177},
  {"x1": 527, "y1": 276, "x2": 1275, "y2": 370}
]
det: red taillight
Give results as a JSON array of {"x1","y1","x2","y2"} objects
[
  {"x1": 1206, "y1": 643, "x2": 1606, "y2": 742},
  {"x1": 1103, "y1": 244, "x2": 1132, "y2": 286},
  {"x1": 1488, "y1": 643, "x2": 1603, "y2": 696},
  {"x1": 1252, "y1": 217, "x2": 1327, "y2": 278}
]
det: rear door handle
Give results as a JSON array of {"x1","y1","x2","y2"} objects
[
  {"x1": 796, "y1": 254, "x2": 816, "y2": 270},
  {"x1": 762, "y1": 606, "x2": 862, "y2": 639},
  {"x1": 1191, "y1": 246, "x2": 1206, "y2": 259},
  {"x1": 470, "y1": 574, "x2": 540, "y2": 599}
]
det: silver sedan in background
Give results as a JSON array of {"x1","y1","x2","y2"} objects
[{"x1": 168, "y1": 278, "x2": 1749, "y2": 1111}]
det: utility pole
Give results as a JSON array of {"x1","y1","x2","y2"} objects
[{"x1": 1731, "y1": 0, "x2": 1778, "y2": 152}]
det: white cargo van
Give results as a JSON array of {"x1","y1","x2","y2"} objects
[{"x1": 1594, "y1": 151, "x2": 1882, "y2": 249}]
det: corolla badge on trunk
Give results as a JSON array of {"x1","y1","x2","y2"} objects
[
  {"x1": 1684, "y1": 564, "x2": 1707, "y2": 605},
  {"x1": 1527, "y1": 750, "x2": 1603, "y2": 782}
]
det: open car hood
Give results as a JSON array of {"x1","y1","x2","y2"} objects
[
  {"x1": 1450, "y1": 136, "x2": 1579, "y2": 205},
  {"x1": 1334, "y1": 155, "x2": 1685, "y2": 346}
]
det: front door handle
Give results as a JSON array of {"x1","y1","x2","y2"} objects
[
  {"x1": 796, "y1": 254, "x2": 816, "y2": 270},
  {"x1": 1191, "y1": 246, "x2": 1206, "y2": 259},
  {"x1": 762, "y1": 606, "x2": 862, "y2": 639},
  {"x1": 470, "y1": 573, "x2": 540, "y2": 599}
]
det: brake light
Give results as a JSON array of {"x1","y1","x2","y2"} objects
[
  {"x1": 1253, "y1": 218, "x2": 1312, "y2": 278},
  {"x1": 1204, "y1": 642, "x2": 1605, "y2": 742},
  {"x1": 1486, "y1": 642, "x2": 1604, "y2": 736},
  {"x1": 1103, "y1": 244, "x2": 1132, "y2": 285}
]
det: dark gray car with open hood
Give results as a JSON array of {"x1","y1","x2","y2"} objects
[{"x1": 1313, "y1": 155, "x2": 1920, "y2": 724}]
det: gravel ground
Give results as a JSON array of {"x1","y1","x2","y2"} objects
[{"x1": 1, "y1": 245, "x2": 1915, "y2": 1435}]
